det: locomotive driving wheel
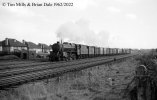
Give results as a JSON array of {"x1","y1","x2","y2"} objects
[{"x1": 57, "y1": 53, "x2": 61, "y2": 61}]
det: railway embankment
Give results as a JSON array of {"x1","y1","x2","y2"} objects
[
  {"x1": 0, "y1": 56, "x2": 138, "y2": 100},
  {"x1": 124, "y1": 53, "x2": 157, "y2": 100}
]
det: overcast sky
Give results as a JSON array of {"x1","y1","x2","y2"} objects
[{"x1": 0, "y1": 0, "x2": 157, "y2": 49}]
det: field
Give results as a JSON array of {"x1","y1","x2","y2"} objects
[{"x1": 0, "y1": 56, "x2": 138, "y2": 100}]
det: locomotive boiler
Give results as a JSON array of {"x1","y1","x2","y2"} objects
[{"x1": 50, "y1": 42, "x2": 77, "y2": 61}]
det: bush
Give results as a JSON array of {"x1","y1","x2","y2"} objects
[
  {"x1": 0, "y1": 55, "x2": 20, "y2": 60},
  {"x1": 135, "y1": 53, "x2": 157, "y2": 71}
]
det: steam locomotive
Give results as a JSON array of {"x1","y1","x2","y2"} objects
[{"x1": 49, "y1": 42, "x2": 131, "y2": 61}]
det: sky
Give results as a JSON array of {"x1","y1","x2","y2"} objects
[{"x1": 0, "y1": 0, "x2": 157, "y2": 49}]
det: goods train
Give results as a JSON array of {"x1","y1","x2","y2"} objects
[{"x1": 49, "y1": 42, "x2": 131, "y2": 61}]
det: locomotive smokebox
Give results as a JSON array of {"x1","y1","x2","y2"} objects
[{"x1": 52, "y1": 42, "x2": 61, "y2": 53}]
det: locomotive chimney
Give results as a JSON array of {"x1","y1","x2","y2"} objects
[{"x1": 5, "y1": 38, "x2": 9, "y2": 46}]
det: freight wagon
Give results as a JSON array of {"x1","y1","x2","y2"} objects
[
  {"x1": 94, "y1": 47, "x2": 100, "y2": 57},
  {"x1": 88, "y1": 46, "x2": 95, "y2": 57},
  {"x1": 78, "y1": 44, "x2": 88, "y2": 58},
  {"x1": 100, "y1": 47, "x2": 104, "y2": 56}
]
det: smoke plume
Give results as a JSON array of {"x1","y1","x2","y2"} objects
[{"x1": 56, "y1": 19, "x2": 110, "y2": 47}]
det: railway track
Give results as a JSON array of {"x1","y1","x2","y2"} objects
[
  {"x1": 0, "y1": 60, "x2": 37, "y2": 66},
  {"x1": 0, "y1": 55, "x2": 128, "y2": 70},
  {"x1": 0, "y1": 61, "x2": 54, "y2": 70},
  {"x1": 0, "y1": 55, "x2": 124, "y2": 78},
  {"x1": 0, "y1": 54, "x2": 135, "y2": 89}
]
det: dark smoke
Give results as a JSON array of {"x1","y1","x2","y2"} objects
[{"x1": 56, "y1": 19, "x2": 110, "y2": 47}]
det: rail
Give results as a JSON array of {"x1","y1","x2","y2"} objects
[{"x1": 0, "y1": 54, "x2": 135, "y2": 89}]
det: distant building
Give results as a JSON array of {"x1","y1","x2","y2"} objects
[
  {"x1": 38, "y1": 43, "x2": 51, "y2": 53},
  {"x1": 1, "y1": 38, "x2": 27, "y2": 53},
  {"x1": 23, "y1": 40, "x2": 43, "y2": 59},
  {"x1": 0, "y1": 38, "x2": 28, "y2": 58},
  {"x1": 23, "y1": 40, "x2": 42, "y2": 53}
]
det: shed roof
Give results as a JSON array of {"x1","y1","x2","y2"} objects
[{"x1": 25, "y1": 42, "x2": 41, "y2": 49}]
